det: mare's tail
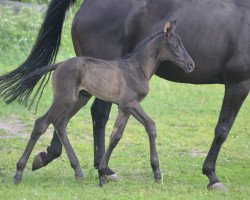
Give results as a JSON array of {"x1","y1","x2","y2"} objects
[{"x1": 0, "y1": 0, "x2": 77, "y2": 107}]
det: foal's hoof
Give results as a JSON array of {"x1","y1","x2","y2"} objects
[
  {"x1": 107, "y1": 174, "x2": 120, "y2": 182},
  {"x1": 13, "y1": 175, "x2": 22, "y2": 185},
  {"x1": 75, "y1": 176, "x2": 84, "y2": 184},
  {"x1": 154, "y1": 172, "x2": 162, "y2": 184},
  {"x1": 208, "y1": 182, "x2": 228, "y2": 192},
  {"x1": 32, "y1": 152, "x2": 46, "y2": 171},
  {"x1": 154, "y1": 178, "x2": 161, "y2": 184},
  {"x1": 99, "y1": 177, "x2": 107, "y2": 187}
]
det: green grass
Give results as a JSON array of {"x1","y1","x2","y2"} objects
[{"x1": 0, "y1": 5, "x2": 249, "y2": 200}]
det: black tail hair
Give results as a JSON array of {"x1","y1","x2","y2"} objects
[{"x1": 0, "y1": 0, "x2": 76, "y2": 107}]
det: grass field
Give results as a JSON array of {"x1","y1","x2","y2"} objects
[{"x1": 0, "y1": 5, "x2": 249, "y2": 200}]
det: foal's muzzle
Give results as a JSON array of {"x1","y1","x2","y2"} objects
[{"x1": 186, "y1": 61, "x2": 195, "y2": 73}]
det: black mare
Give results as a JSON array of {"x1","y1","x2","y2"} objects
[{"x1": 0, "y1": 0, "x2": 249, "y2": 190}]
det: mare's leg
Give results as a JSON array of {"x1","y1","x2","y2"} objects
[
  {"x1": 91, "y1": 98, "x2": 119, "y2": 179},
  {"x1": 124, "y1": 101, "x2": 161, "y2": 183},
  {"x1": 98, "y1": 109, "x2": 130, "y2": 186},
  {"x1": 202, "y1": 79, "x2": 250, "y2": 191},
  {"x1": 32, "y1": 91, "x2": 90, "y2": 171}
]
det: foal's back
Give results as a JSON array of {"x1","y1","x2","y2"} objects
[{"x1": 52, "y1": 57, "x2": 124, "y2": 103}]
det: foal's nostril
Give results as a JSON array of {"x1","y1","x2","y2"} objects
[{"x1": 188, "y1": 62, "x2": 195, "y2": 71}]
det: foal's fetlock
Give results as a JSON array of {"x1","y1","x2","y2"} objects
[
  {"x1": 98, "y1": 168, "x2": 108, "y2": 186},
  {"x1": 74, "y1": 165, "x2": 83, "y2": 183},
  {"x1": 13, "y1": 172, "x2": 22, "y2": 185},
  {"x1": 75, "y1": 175, "x2": 84, "y2": 184},
  {"x1": 32, "y1": 151, "x2": 47, "y2": 171},
  {"x1": 207, "y1": 182, "x2": 228, "y2": 192},
  {"x1": 99, "y1": 175, "x2": 107, "y2": 187}
]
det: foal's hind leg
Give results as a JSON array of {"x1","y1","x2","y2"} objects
[
  {"x1": 14, "y1": 114, "x2": 51, "y2": 184},
  {"x1": 32, "y1": 91, "x2": 91, "y2": 171},
  {"x1": 53, "y1": 91, "x2": 92, "y2": 182},
  {"x1": 202, "y1": 79, "x2": 250, "y2": 191},
  {"x1": 32, "y1": 131, "x2": 62, "y2": 171},
  {"x1": 14, "y1": 99, "x2": 75, "y2": 184}
]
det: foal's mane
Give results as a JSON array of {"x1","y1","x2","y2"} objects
[{"x1": 121, "y1": 31, "x2": 164, "y2": 59}]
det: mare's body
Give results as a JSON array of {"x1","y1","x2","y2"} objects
[{"x1": 0, "y1": 0, "x2": 249, "y2": 190}]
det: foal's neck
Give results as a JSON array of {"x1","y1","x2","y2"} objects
[{"x1": 129, "y1": 33, "x2": 164, "y2": 79}]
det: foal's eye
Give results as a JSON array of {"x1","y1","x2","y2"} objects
[{"x1": 174, "y1": 46, "x2": 178, "y2": 51}]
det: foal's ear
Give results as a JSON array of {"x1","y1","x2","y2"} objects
[
  {"x1": 163, "y1": 20, "x2": 177, "y2": 36},
  {"x1": 163, "y1": 21, "x2": 171, "y2": 34}
]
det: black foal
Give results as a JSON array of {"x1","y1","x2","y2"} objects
[{"x1": 14, "y1": 21, "x2": 194, "y2": 185}]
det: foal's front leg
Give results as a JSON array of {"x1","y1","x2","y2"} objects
[
  {"x1": 126, "y1": 101, "x2": 161, "y2": 183},
  {"x1": 98, "y1": 109, "x2": 130, "y2": 186}
]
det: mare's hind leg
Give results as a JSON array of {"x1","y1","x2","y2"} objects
[
  {"x1": 32, "y1": 91, "x2": 90, "y2": 171},
  {"x1": 98, "y1": 109, "x2": 130, "y2": 186},
  {"x1": 202, "y1": 79, "x2": 250, "y2": 191},
  {"x1": 14, "y1": 114, "x2": 52, "y2": 184},
  {"x1": 91, "y1": 99, "x2": 115, "y2": 174}
]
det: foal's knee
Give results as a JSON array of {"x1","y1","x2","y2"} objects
[
  {"x1": 215, "y1": 124, "x2": 230, "y2": 144},
  {"x1": 54, "y1": 120, "x2": 67, "y2": 136},
  {"x1": 110, "y1": 131, "x2": 122, "y2": 148},
  {"x1": 32, "y1": 117, "x2": 49, "y2": 139}
]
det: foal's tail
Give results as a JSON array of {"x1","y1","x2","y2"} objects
[
  {"x1": 21, "y1": 63, "x2": 59, "y2": 90},
  {"x1": 0, "y1": 0, "x2": 77, "y2": 107},
  {"x1": 20, "y1": 62, "x2": 60, "y2": 110}
]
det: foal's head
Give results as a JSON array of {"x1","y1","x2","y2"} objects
[{"x1": 160, "y1": 21, "x2": 195, "y2": 73}]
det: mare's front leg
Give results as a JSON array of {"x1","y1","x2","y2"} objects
[
  {"x1": 98, "y1": 109, "x2": 130, "y2": 186},
  {"x1": 125, "y1": 101, "x2": 162, "y2": 183},
  {"x1": 202, "y1": 79, "x2": 250, "y2": 191}
]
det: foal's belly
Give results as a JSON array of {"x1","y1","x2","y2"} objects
[{"x1": 80, "y1": 66, "x2": 122, "y2": 103}]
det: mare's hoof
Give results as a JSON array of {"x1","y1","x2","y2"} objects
[
  {"x1": 208, "y1": 182, "x2": 228, "y2": 192},
  {"x1": 99, "y1": 177, "x2": 107, "y2": 187},
  {"x1": 107, "y1": 174, "x2": 120, "y2": 182},
  {"x1": 32, "y1": 152, "x2": 46, "y2": 171},
  {"x1": 75, "y1": 176, "x2": 84, "y2": 184},
  {"x1": 13, "y1": 175, "x2": 22, "y2": 185},
  {"x1": 155, "y1": 178, "x2": 161, "y2": 184}
]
